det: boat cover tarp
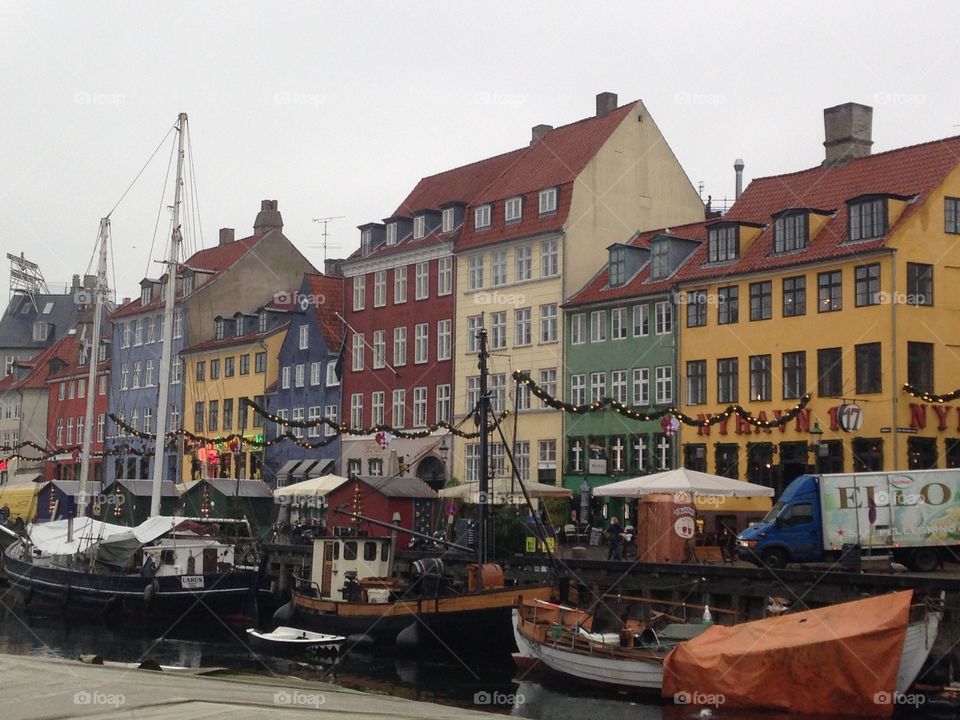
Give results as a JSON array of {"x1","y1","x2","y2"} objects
[
  {"x1": 28, "y1": 516, "x2": 186, "y2": 557},
  {"x1": 662, "y1": 591, "x2": 913, "y2": 717}
]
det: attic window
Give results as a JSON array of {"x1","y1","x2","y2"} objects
[
  {"x1": 386, "y1": 223, "x2": 398, "y2": 246},
  {"x1": 413, "y1": 216, "x2": 426, "y2": 240},
  {"x1": 259, "y1": 311, "x2": 268, "y2": 333},
  {"x1": 707, "y1": 225, "x2": 739, "y2": 263},
  {"x1": 215, "y1": 319, "x2": 225, "y2": 341},
  {"x1": 236, "y1": 316, "x2": 245, "y2": 337},
  {"x1": 608, "y1": 247, "x2": 626, "y2": 287},
  {"x1": 361, "y1": 229, "x2": 373, "y2": 255},
  {"x1": 848, "y1": 197, "x2": 887, "y2": 241},
  {"x1": 505, "y1": 197, "x2": 523, "y2": 223},
  {"x1": 42, "y1": 302, "x2": 54, "y2": 314},
  {"x1": 182, "y1": 274, "x2": 194, "y2": 295},
  {"x1": 32, "y1": 322, "x2": 49, "y2": 342},
  {"x1": 141, "y1": 286, "x2": 151, "y2": 305},
  {"x1": 475, "y1": 204, "x2": 491, "y2": 230},
  {"x1": 774, "y1": 213, "x2": 809, "y2": 253},
  {"x1": 651, "y1": 241, "x2": 669, "y2": 280},
  {"x1": 441, "y1": 208, "x2": 455, "y2": 233},
  {"x1": 539, "y1": 188, "x2": 558, "y2": 215}
]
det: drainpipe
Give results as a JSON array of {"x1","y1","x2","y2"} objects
[
  {"x1": 672, "y1": 286, "x2": 681, "y2": 470},
  {"x1": 890, "y1": 250, "x2": 898, "y2": 471}
]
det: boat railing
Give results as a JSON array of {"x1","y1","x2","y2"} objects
[
  {"x1": 292, "y1": 573, "x2": 322, "y2": 598},
  {"x1": 601, "y1": 593, "x2": 742, "y2": 624}
]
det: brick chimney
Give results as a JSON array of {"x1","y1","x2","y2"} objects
[
  {"x1": 531, "y1": 124, "x2": 553, "y2": 145},
  {"x1": 219, "y1": 227, "x2": 235, "y2": 245},
  {"x1": 324, "y1": 258, "x2": 344, "y2": 277},
  {"x1": 254, "y1": 199, "x2": 283, "y2": 235},
  {"x1": 823, "y1": 103, "x2": 873, "y2": 167},
  {"x1": 734, "y1": 158, "x2": 745, "y2": 199},
  {"x1": 596, "y1": 92, "x2": 618, "y2": 117}
]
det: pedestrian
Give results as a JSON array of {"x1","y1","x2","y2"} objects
[{"x1": 607, "y1": 516, "x2": 623, "y2": 560}]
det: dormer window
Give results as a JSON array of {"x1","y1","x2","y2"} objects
[
  {"x1": 361, "y1": 228, "x2": 373, "y2": 255},
  {"x1": 707, "y1": 225, "x2": 739, "y2": 263},
  {"x1": 42, "y1": 302, "x2": 54, "y2": 314},
  {"x1": 774, "y1": 212, "x2": 809, "y2": 253},
  {"x1": 32, "y1": 322, "x2": 49, "y2": 342},
  {"x1": 651, "y1": 241, "x2": 669, "y2": 280},
  {"x1": 505, "y1": 197, "x2": 523, "y2": 223},
  {"x1": 539, "y1": 188, "x2": 558, "y2": 215},
  {"x1": 441, "y1": 207, "x2": 455, "y2": 233},
  {"x1": 182, "y1": 273, "x2": 194, "y2": 295},
  {"x1": 413, "y1": 215, "x2": 426, "y2": 240},
  {"x1": 259, "y1": 311, "x2": 268, "y2": 333},
  {"x1": 235, "y1": 316, "x2": 245, "y2": 337},
  {"x1": 475, "y1": 204, "x2": 491, "y2": 229},
  {"x1": 608, "y1": 247, "x2": 626, "y2": 287},
  {"x1": 848, "y1": 197, "x2": 887, "y2": 241},
  {"x1": 386, "y1": 223, "x2": 398, "y2": 245},
  {"x1": 141, "y1": 286, "x2": 151, "y2": 305},
  {"x1": 215, "y1": 319, "x2": 225, "y2": 341}
]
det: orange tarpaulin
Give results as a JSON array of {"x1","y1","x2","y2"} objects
[{"x1": 662, "y1": 591, "x2": 913, "y2": 717}]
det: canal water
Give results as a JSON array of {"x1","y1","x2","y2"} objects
[{"x1": 0, "y1": 605, "x2": 923, "y2": 720}]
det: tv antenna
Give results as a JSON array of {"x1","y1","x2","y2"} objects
[{"x1": 312, "y1": 215, "x2": 345, "y2": 264}]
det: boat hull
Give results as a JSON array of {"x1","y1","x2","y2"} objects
[
  {"x1": 245, "y1": 627, "x2": 343, "y2": 657},
  {"x1": 897, "y1": 608, "x2": 942, "y2": 693}
]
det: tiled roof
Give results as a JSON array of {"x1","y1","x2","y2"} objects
[
  {"x1": 565, "y1": 221, "x2": 708, "y2": 307},
  {"x1": 354, "y1": 475, "x2": 439, "y2": 499},
  {"x1": 9, "y1": 334, "x2": 79, "y2": 390},
  {"x1": 675, "y1": 134, "x2": 960, "y2": 283},
  {"x1": 303, "y1": 273, "x2": 345, "y2": 349},
  {"x1": 181, "y1": 322, "x2": 288, "y2": 354}
]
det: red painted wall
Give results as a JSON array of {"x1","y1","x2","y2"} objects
[
  {"x1": 325, "y1": 479, "x2": 421, "y2": 550},
  {"x1": 45, "y1": 365, "x2": 110, "y2": 482}
]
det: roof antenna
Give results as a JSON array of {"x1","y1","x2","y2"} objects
[{"x1": 311, "y1": 216, "x2": 345, "y2": 264}]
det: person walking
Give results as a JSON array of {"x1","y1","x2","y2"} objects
[{"x1": 607, "y1": 516, "x2": 623, "y2": 560}]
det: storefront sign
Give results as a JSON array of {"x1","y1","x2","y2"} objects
[
  {"x1": 836, "y1": 403, "x2": 864, "y2": 432},
  {"x1": 908, "y1": 403, "x2": 960, "y2": 431}
]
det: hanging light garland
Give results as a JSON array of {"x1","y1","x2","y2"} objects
[
  {"x1": 0, "y1": 441, "x2": 155, "y2": 465},
  {"x1": 902, "y1": 383, "x2": 960, "y2": 404},
  {"x1": 513, "y1": 371, "x2": 811, "y2": 429}
]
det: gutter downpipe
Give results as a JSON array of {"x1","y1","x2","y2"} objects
[{"x1": 890, "y1": 250, "x2": 898, "y2": 471}]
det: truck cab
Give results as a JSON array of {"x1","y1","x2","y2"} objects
[{"x1": 737, "y1": 475, "x2": 823, "y2": 568}]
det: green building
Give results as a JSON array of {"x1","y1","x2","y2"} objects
[{"x1": 562, "y1": 222, "x2": 706, "y2": 522}]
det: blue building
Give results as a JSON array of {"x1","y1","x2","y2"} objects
[{"x1": 264, "y1": 273, "x2": 344, "y2": 487}]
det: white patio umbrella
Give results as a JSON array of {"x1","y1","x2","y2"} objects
[
  {"x1": 439, "y1": 477, "x2": 572, "y2": 505},
  {"x1": 592, "y1": 467, "x2": 774, "y2": 498},
  {"x1": 273, "y1": 475, "x2": 350, "y2": 498}
]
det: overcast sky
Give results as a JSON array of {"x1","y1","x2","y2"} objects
[{"x1": 2, "y1": 1, "x2": 959, "y2": 303}]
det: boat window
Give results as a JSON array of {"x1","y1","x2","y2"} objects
[
  {"x1": 332, "y1": 542, "x2": 340, "y2": 560},
  {"x1": 160, "y1": 549, "x2": 176, "y2": 565},
  {"x1": 363, "y1": 541, "x2": 377, "y2": 561},
  {"x1": 344, "y1": 541, "x2": 357, "y2": 560},
  {"x1": 381, "y1": 542, "x2": 390, "y2": 562}
]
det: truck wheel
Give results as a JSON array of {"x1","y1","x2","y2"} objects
[
  {"x1": 909, "y1": 548, "x2": 939, "y2": 573},
  {"x1": 761, "y1": 548, "x2": 788, "y2": 570}
]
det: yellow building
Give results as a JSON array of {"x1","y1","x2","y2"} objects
[
  {"x1": 450, "y1": 92, "x2": 705, "y2": 485},
  {"x1": 181, "y1": 310, "x2": 287, "y2": 480},
  {"x1": 677, "y1": 103, "x2": 960, "y2": 490}
]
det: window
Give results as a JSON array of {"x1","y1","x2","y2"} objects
[
  {"x1": 783, "y1": 276, "x2": 806, "y2": 317},
  {"x1": 475, "y1": 204, "x2": 491, "y2": 229},
  {"x1": 223, "y1": 400, "x2": 233, "y2": 431},
  {"x1": 817, "y1": 347, "x2": 843, "y2": 397},
  {"x1": 210, "y1": 358, "x2": 220, "y2": 380},
  {"x1": 208, "y1": 400, "x2": 218, "y2": 432},
  {"x1": 686, "y1": 290, "x2": 707, "y2": 327},
  {"x1": 68, "y1": 380, "x2": 75, "y2": 400},
  {"x1": 438, "y1": 257, "x2": 453, "y2": 295},
  {"x1": 134, "y1": 319, "x2": 143, "y2": 345},
  {"x1": 194, "y1": 402, "x2": 204, "y2": 432},
  {"x1": 515, "y1": 370, "x2": 531, "y2": 410},
  {"x1": 224, "y1": 356, "x2": 235, "y2": 377},
  {"x1": 437, "y1": 319, "x2": 451, "y2": 360},
  {"x1": 774, "y1": 213, "x2": 808, "y2": 253},
  {"x1": 352, "y1": 275, "x2": 365, "y2": 311},
  {"x1": 632, "y1": 368, "x2": 649, "y2": 406},
  {"x1": 237, "y1": 398, "x2": 248, "y2": 430},
  {"x1": 717, "y1": 358, "x2": 739, "y2": 403},
  {"x1": 538, "y1": 440, "x2": 557, "y2": 476},
  {"x1": 818, "y1": 271, "x2": 842, "y2": 312},
  {"x1": 539, "y1": 368, "x2": 557, "y2": 408},
  {"x1": 414, "y1": 323, "x2": 429, "y2": 363},
  {"x1": 490, "y1": 312, "x2": 507, "y2": 349},
  {"x1": 31, "y1": 321, "x2": 49, "y2": 342},
  {"x1": 590, "y1": 371, "x2": 606, "y2": 402},
  {"x1": 55, "y1": 418, "x2": 63, "y2": 445},
  {"x1": 173, "y1": 310, "x2": 183, "y2": 338},
  {"x1": 145, "y1": 361, "x2": 155, "y2": 386},
  {"x1": 171, "y1": 357, "x2": 182, "y2": 384},
  {"x1": 906, "y1": 263, "x2": 933, "y2": 306},
  {"x1": 394, "y1": 266, "x2": 407, "y2": 303},
  {"x1": 412, "y1": 262, "x2": 429, "y2": 300},
  {"x1": 352, "y1": 333, "x2": 364, "y2": 371},
  {"x1": 466, "y1": 376, "x2": 481, "y2": 413},
  {"x1": 515, "y1": 245, "x2": 532, "y2": 281},
  {"x1": 77, "y1": 378, "x2": 86, "y2": 398},
  {"x1": 570, "y1": 374, "x2": 586, "y2": 405},
  {"x1": 590, "y1": 310, "x2": 606, "y2": 342},
  {"x1": 655, "y1": 366, "x2": 673, "y2": 404},
  {"x1": 413, "y1": 387, "x2": 427, "y2": 427},
  {"x1": 855, "y1": 342, "x2": 882, "y2": 393},
  {"x1": 371, "y1": 391, "x2": 385, "y2": 426},
  {"x1": 505, "y1": 196, "x2": 522, "y2": 222},
  {"x1": 372, "y1": 330, "x2": 386, "y2": 369},
  {"x1": 298, "y1": 324, "x2": 309, "y2": 350},
  {"x1": 849, "y1": 197, "x2": 886, "y2": 241},
  {"x1": 718, "y1": 286, "x2": 738, "y2": 324},
  {"x1": 322, "y1": 360, "x2": 337, "y2": 386},
  {"x1": 120, "y1": 364, "x2": 128, "y2": 389},
  {"x1": 782, "y1": 351, "x2": 806, "y2": 399},
  {"x1": 240, "y1": 354, "x2": 250, "y2": 375},
  {"x1": 466, "y1": 316, "x2": 481, "y2": 353},
  {"x1": 611, "y1": 307, "x2": 627, "y2": 339},
  {"x1": 749, "y1": 355, "x2": 771, "y2": 401},
  {"x1": 707, "y1": 225, "x2": 738, "y2": 262},
  {"x1": 855, "y1": 264, "x2": 881, "y2": 306},
  {"x1": 97, "y1": 413, "x2": 105, "y2": 443},
  {"x1": 255, "y1": 351, "x2": 266, "y2": 373},
  {"x1": 441, "y1": 207, "x2": 455, "y2": 233},
  {"x1": 373, "y1": 270, "x2": 386, "y2": 307},
  {"x1": 66, "y1": 417, "x2": 74, "y2": 444},
  {"x1": 77, "y1": 416, "x2": 85, "y2": 443},
  {"x1": 253, "y1": 395, "x2": 265, "y2": 427},
  {"x1": 514, "y1": 308, "x2": 532, "y2": 346},
  {"x1": 436, "y1": 384, "x2": 451, "y2": 423},
  {"x1": 386, "y1": 222, "x2": 398, "y2": 245},
  {"x1": 145, "y1": 317, "x2": 154, "y2": 343},
  {"x1": 611, "y1": 369, "x2": 627, "y2": 403},
  {"x1": 413, "y1": 215, "x2": 426, "y2": 240},
  {"x1": 98, "y1": 374, "x2": 107, "y2": 395},
  {"x1": 258, "y1": 312, "x2": 267, "y2": 333},
  {"x1": 393, "y1": 326, "x2": 407, "y2": 366},
  {"x1": 514, "y1": 442, "x2": 530, "y2": 481},
  {"x1": 609, "y1": 247, "x2": 626, "y2": 286},
  {"x1": 570, "y1": 313, "x2": 586, "y2": 344},
  {"x1": 465, "y1": 444, "x2": 481, "y2": 482},
  {"x1": 132, "y1": 361, "x2": 142, "y2": 388},
  {"x1": 541, "y1": 238, "x2": 558, "y2": 277},
  {"x1": 750, "y1": 281, "x2": 772, "y2": 321},
  {"x1": 392, "y1": 389, "x2": 406, "y2": 428},
  {"x1": 490, "y1": 373, "x2": 506, "y2": 413},
  {"x1": 540, "y1": 304, "x2": 557, "y2": 343},
  {"x1": 281, "y1": 365, "x2": 290, "y2": 389},
  {"x1": 295, "y1": 363, "x2": 304, "y2": 387},
  {"x1": 324, "y1": 404, "x2": 338, "y2": 437},
  {"x1": 654, "y1": 301, "x2": 672, "y2": 335},
  {"x1": 491, "y1": 249, "x2": 507, "y2": 286},
  {"x1": 651, "y1": 241, "x2": 669, "y2": 280},
  {"x1": 350, "y1": 394, "x2": 363, "y2": 429},
  {"x1": 468, "y1": 255, "x2": 484, "y2": 290},
  {"x1": 235, "y1": 316, "x2": 245, "y2": 337},
  {"x1": 539, "y1": 187, "x2": 558, "y2": 215},
  {"x1": 687, "y1": 360, "x2": 706, "y2": 405}
]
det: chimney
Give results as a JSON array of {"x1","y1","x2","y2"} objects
[
  {"x1": 531, "y1": 124, "x2": 553, "y2": 145},
  {"x1": 72, "y1": 274, "x2": 81, "y2": 290},
  {"x1": 219, "y1": 227, "x2": 235, "y2": 245},
  {"x1": 823, "y1": 102, "x2": 873, "y2": 167},
  {"x1": 253, "y1": 199, "x2": 284, "y2": 235},
  {"x1": 324, "y1": 258, "x2": 344, "y2": 277},
  {"x1": 596, "y1": 91, "x2": 618, "y2": 117},
  {"x1": 734, "y1": 158, "x2": 745, "y2": 200},
  {"x1": 83, "y1": 274, "x2": 96, "y2": 290}
]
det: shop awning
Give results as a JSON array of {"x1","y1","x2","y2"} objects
[{"x1": 276, "y1": 460, "x2": 301, "y2": 484}]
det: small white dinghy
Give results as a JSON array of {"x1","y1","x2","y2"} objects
[{"x1": 246, "y1": 626, "x2": 345, "y2": 657}]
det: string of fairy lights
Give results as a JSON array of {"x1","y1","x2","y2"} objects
[{"x1": 902, "y1": 383, "x2": 960, "y2": 404}]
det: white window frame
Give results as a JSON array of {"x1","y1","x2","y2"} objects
[
  {"x1": 541, "y1": 238, "x2": 558, "y2": 277},
  {"x1": 611, "y1": 369, "x2": 628, "y2": 403},
  {"x1": 490, "y1": 311, "x2": 507, "y2": 349},
  {"x1": 468, "y1": 254, "x2": 484, "y2": 290},
  {"x1": 633, "y1": 368, "x2": 649, "y2": 406},
  {"x1": 436, "y1": 384, "x2": 451, "y2": 423},
  {"x1": 441, "y1": 207, "x2": 455, "y2": 233},
  {"x1": 351, "y1": 333, "x2": 364, "y2": 371},
  {"x1": 298, "y1": 324, "x2": 309, "y2": 350},
  {"x1": 414, "y1": 322, "x2": 429, "y2": 364},
  {"x1": 310, "y1": 361, "x2": 322, "y2": 385},
  {"x1": 352, "y1": 275, "x2": 365, "y2": 311},
  {"x1": 539, "y1": 187, "x2": 558, "y2": 215},
  {"x1": 415, "y1": 261, "x2": 429, "y2": 300},
  {"x1": 475, "y1": 204, "x2": 491, "y2": 229},
  {"x1": 324, "y1": 404, "x2": 338, "y2": 436},
  {"x1": 540, "y1": 303, "x2": 557, "y2": 343},
  {"x1": 326, "y1": 360, "x2": 339, "y2": 386},
  {"x1": 515, "y1": 244, "x2": 532, "y2": 281},
  {"x1": 371, "y1": 391, "x2": 385, "y2": 426},
  {"x1": 413, "y1": 386, "x2": 428, "y2": 427},
  {"x1": 438, "y1": 256, "x2": 453, "y2": 295},
  {"x1": 392, "y1": 389, "x2": 406, "y2": 428},
  {"x1": 505, "y1": 196, "x2": 523, "y2": 223},
  {"x1": 571, "y1": 313, "x2": 586, "y2": 344},
  {"x1": 394, "y1": 266, "x2": 407, "y2": 304},
  {"x1": 413, "y1": 215, "x2": 426, "y2": 240},
  {"x1": 515, "y1": 307, "x2": 531, "y2": 346},
  {"x1": 393, "y1": 326, "x2": 407, "y2": 366},
  {"x1": 386, "y1": 222, "x2": 398, "y2": 246},
  {"x1": 590, "y1": 310, "x2": 606, "y2": 342},
  {"x1": 570, "y1": 374, "x2": 586, "y2": 405},
  {"x1": 655, "y1": 300, "x2": 673, "y2": 336},
  {"x1": 350, "y1": 393, "x2": 363, "y2": 429},
  {"x1": 437, "y1": 319, "x2": 452, "y2": 361},
  {"x1": 373, "y1": 330, "x2": 386, "y2": 369},
  {"x1": 281, "y1": 365, "x2": 291, "y2": 389},
  {"x1": 373, "y1": 270, "x2": 386, "y2": 307},
  {"x1": 612, "y1": 306, "x2": 627, "y2": 340},
  {"x1": 467, "y1": 315, "x2": 482, "y2": 353},
  {"x1": 590, "y1": 371, "x2": 606, "y2": 402},
  {"x1": 491, "y1": 249, "x2": 507, "y2": 287},
  {"x1": 655, "y1": 365, "x2": 673, "y2": 404}
]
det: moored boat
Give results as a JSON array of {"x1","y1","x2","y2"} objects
[{"x1": 246, "y1": 625, "x2": 344, "y2": 657}]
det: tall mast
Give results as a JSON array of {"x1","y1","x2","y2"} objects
[
  {"x1": 76, "y1": 217, "x2": 109, "y2": 518},
  {"x1": 150, "y1": 112, "x2": 187, "y2": 516},
  {"x1": 477, "y1": 327, "x2": 491, "y2": 567}
]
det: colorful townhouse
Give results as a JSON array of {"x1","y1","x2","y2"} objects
[
  {"x1": 264, "y1": 272, "x2": 345, "y2": 486},
  {"x1": 676, "y1": 102, "x2": 960, "y2": 488},
  {"x1": 561, "y1": 222, "x2": 706, "y2": 515},
  {"x1": 451, "y1": 92, "x2": 705, "y2": 486},
  {"x1": 338, "y1": 153, "x2": 520, "y2": 490},
  {"x1": 106, "y1": 199, "x2": 317, "y2": 483}
]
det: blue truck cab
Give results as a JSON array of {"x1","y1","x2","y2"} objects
[{"x1": 736, "y1": 475, "x2": 823, "y2": 569}]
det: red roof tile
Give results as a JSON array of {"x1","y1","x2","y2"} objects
[
  {"x1": 303, "y1": 273, "x2": 345, "y2": 349},
  {"x1": 12, "y1": 334, "x2": 79, "y2": 390},
  {"x1": 181, "y1": 322, "x2": 288, "y2": 354}
]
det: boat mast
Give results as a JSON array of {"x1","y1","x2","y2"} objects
[
  {"x1": 76, "y1": 217, "x2": 110, "y2": 518},
  {"x1": 477, "y1": 327, "x2": 491, "y2": 567},
  {"x1": 150, "y1": 112, "x2": 187, "y2": 516}
]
